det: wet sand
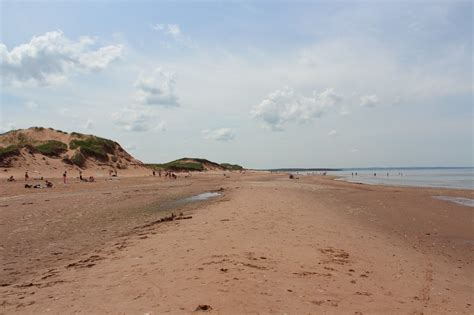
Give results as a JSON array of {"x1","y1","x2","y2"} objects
[{"x1": 0, "y1": 172, "x2": 473, "y2": 314}]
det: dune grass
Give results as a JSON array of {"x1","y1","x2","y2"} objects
[
  {"x1": 35, "y1": 140, "x2": 67, "y2": 156},
  {"x1": 0, "y1": 145, "x2": 20, "y2": 160},
  {"x1": 220, "y1": 163, "x2": 243, "y2": 171},
  {"x1": 70, "y1": 151, "x2": 86, "y2": 167},
  {"x1": 147, "y1": 160, "x2": 205, "y2": 172},
  {"x1": 69, "y1": 137, "x2": 115, "y2": 160}
]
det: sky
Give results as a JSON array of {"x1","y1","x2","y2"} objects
[{"x1": 0, "y1": 0, "x2": 472, "y2": 169}]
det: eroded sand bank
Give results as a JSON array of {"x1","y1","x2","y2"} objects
[{"x1": 1, "y1": 172, "x2": 473, "y2": 314}]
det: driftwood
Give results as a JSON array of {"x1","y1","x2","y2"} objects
[{"x1": 140, "y1": 213, "x2": 192, "y2": 229}]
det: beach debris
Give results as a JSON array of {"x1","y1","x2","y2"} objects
[
  {"x1": 140, "y1": 213, "x2": 192, "y2": 229},
  {"x1": 195, "y1": 304, "x2": 212, "y2": 312},
  {"x1": 220, "y1": 268, "x2": 228, "y2": 272}
]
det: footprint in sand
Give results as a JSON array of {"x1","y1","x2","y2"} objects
[
  {"x1": 311, "y1": 299, "x2": 339, "y2": 307},
  {"x1": 319, "y1": 247, "x2": 350, "y2": 265}
]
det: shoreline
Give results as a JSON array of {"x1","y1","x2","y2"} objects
[
  {"x1": 334, "y1": 176, "x2": 474, "y2": 192},
  {"x1": 1, "y1": 172, "x2": 473, "y2": 313}
]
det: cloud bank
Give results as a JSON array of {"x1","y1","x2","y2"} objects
[
  {"x1": 135, "y1": 68, "x2": 180, "y2": 107},
  {"x1": 360, "y1": 94, "x2": 379, "y2": 107},
  {"x1": 252, "y1": 87, "x2": 342, "y2": 131},
  {"x1": 0, "y1": 30, "x2": 123, "y2": 86},
  {"x1": 202, "y1": 128, "x2": 235, "y2": 142},
  {"x1": 112, "y1": 106, "x2": 165, "y2": 132}
]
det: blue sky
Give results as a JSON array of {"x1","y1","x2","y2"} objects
[{"x1": 1, "y1": 1, "x2": 472, "y2": 168}]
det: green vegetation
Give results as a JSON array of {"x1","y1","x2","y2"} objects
[
  {"x1": 146, "y1": 158, "x2": 244, "y2": 172},
  {"x1": 70, "y1": 151, "x2": 86, "y2": 167},
  {"x1": 71, "y1": 132, "x2": 85, "y2": 138},
  {"x1": 32, "y1": 126, "x2": 45, "y2": 132},
  {"x1": 0, "y1": 145, "x2": 20, "y2": 160},
  {"x1": 62, "y1": 156, "x2": 73, "y2": 165},
  {"x1": 220, "y1": 163, "x2": 244, "y2": 171},
  {"x1": 147, "y1": 160, "x2": 204, "y2": 172},
  {"x1": 69, "y1": 136, "x2": 115, "y2": 161},
  {"x1": 35, "y1": 140, "x2": 67, "y2": 156}
]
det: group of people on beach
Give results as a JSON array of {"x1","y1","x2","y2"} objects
[
  {"x1": 78, "y1": 170, "x2": 95, "y2": 182},
  {"x1": 164, "y1": 171, "x2": 177, "y2": 179},
  {"x1": 17, "y1": 170, "x2": 55, "y2": 189},
  {"x1": 9, "y1": 167, "x2": 189, "y2": 188},
  {"x1": 6, "y1": 169, "x2": 99, "y2": 188},
  {"x1": 151, "y1": 169, "x2": 179, "y2": 179}
]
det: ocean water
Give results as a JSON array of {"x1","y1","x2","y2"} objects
[
  {"x1": 328, "y1": 167, "x2": 474, "y2": 190},
  {"x1": 434, "y1": 196, "x2": 474, "y2": 207}
]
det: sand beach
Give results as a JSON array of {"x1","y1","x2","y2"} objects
[{"x1": 0, "y1": 171, "x2": 472, "y2": 314}]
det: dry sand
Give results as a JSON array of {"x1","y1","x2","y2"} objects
[{"x1": 0, "y1": 172, "x2": 473, "y2": 314}]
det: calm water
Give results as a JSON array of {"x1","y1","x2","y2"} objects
[
  {"x1": 434, "y1": 196, "x2": 474, "y2": 207},
  {"x1": 328, "y1": 167, "x2": 473, "y2": 190}
]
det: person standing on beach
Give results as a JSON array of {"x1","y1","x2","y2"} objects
[
  {"x1": 63, "y1": 171, "x2": 67, "y2": 184},
  {"x1": 153, "y1": 170, "x2": 156, "y2": 176},
  {"x1": 24, "y1": 171, "x2": 29, "y2": 181}
]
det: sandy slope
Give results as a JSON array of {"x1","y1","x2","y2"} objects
[
  {"x1": 0, "y1": 128, "x2": 148, "y2": 177},
  {"x1": 0, "y1": 173, "x2": 473, "y2": 314}
]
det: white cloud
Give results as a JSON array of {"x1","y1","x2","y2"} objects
[
  {"x1": 135, "y1": 68, "x2": 180, "y2": 107},
  {"x1": 252, "y1": 87, "x2": 342, "y2": 131},
  {"x1": 202, "y1": 128, "x2": 235, "y2": 142},
  {"x1": 360, "y1": 94, "x2": 379, "y2": 107},
  {"x1": 0, "y1": 30, "x2": 123, "y2": 86},
  {"x1": 152, "y1": 24, "x2": 165, "y2": 31},
  {"x1": 112, "y1": 106, "x2": 165, "y2": 132},
  {"x1": 350, "y1": 148, "x2": 360, "y2": 153},
  {"x1": 152, "y1": 23, "x2": 182, "y2": 40},
  {"x1": 84, "y1": 119, "x2": 94, "y2": 130},
  {"x1": 328, "y1": 130, "x2": 338, "y2": 137},
  {"x1": 166, "y1": 24, "x2": 182, "y2": 39}
]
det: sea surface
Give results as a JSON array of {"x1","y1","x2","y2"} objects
[{"x1": 288, "y1": 167, "x2": 474, "y2": 190}]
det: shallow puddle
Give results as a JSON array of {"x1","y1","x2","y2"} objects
[
  {"x1": 148, "y1": 191, "x2": 222, "y2": 213},
  {"x1": 180, "y1": 192, "x2": 221, "y2": 203}
]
